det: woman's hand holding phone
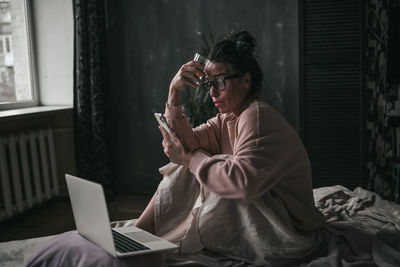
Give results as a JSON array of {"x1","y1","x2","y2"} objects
[
  {"x1": 154, "y1": 113, "x2": 174, "y2": 141},
  {"x1": 155, "y1": 113, "x2": 193, "y2": 166}
]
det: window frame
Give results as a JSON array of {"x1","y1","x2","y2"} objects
[{"x1": 0, "y1": 0, "x2": 39, "y2": 111}]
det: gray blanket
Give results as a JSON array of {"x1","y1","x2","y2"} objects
[{"x1": 1, "y1": 185, "x2": 399, "y2": 267}]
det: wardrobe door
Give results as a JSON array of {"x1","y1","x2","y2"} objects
[{"x1": 300, "y1": 0, "x2": 366, "y2": 189}]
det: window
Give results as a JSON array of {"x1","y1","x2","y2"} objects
[{"x1": 0, "y1": 0, "x2": 37, "y2": 110}]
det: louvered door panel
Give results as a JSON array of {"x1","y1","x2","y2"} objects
[
  {"x1": 305, "y1": 0, "x2": 360, "y2": 53},
  {"x1": 301, "y1": 0, "x2": 365, "y2": 189},
  {"x1": 304, "y1": 64, "x2": 362, "y2": 188}
]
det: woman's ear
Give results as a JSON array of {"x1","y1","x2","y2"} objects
[{"x1": 243, "y1": 72, "x2": 251, "y2": 88}]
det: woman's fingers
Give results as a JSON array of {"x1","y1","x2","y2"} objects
[
  {"x1": 159, "y1": 126, "x2": 181, "y2": 149},
  {"x1": 159, "y1": 125, "x2": 192, "y2": 166},
  {"x1": 168, "y1": 128, "x2": 180, "y2": 144},
  {"x1": 159, "y1": 127, "x2": 173, "y2": 157},
  {"x1": 169, "y1": 61, "x2": 206, "y2": 92},
  {"x1": 182, "y1": 61, "x2": 204, "y2": 73},
  {"x1": 159, "y1": 126, "x2": 170, "y2": 140},
  {"x1": 180, "y1": 76, "x2": 200, "y2": 89},
  {"x1": 183, "y1": 61, "x2": 204, "y2": 72},
  {"x1": 181, "y1": 71, "x2": 202, "y2": 84},
  {"x1": 180, "y1": 62, "x2": 205, "y2": 83},
  {"x1": 159, "y1": 126, "x2": 180, "y2": 145}
]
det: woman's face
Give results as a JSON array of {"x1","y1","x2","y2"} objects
[{"x1": 204, "y1": 62, "x2": 251, "y2": 116}]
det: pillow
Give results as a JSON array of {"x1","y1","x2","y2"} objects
[{"x1": 25, "y1": 231, "x2": 165, "y2": 267}]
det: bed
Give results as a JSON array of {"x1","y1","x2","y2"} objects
[{"x1": 1, "y1": 185, "x2": 399, "y2": 267}]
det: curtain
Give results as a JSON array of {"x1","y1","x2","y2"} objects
[{"x1": 73, "y1": 0, "x2": 113, "y2": 198}]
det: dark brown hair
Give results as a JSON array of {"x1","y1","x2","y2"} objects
[{"x1": 209, "y1": 30, "x2": 263, "y2": 99}]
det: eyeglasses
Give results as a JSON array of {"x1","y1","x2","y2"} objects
[{"x1": 201, "y1": 74, "x2": 242, "y2": 92}]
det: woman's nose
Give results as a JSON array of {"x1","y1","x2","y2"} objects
[{"x1": 209, "y1": 86, "x2": 219, "y2": 97}]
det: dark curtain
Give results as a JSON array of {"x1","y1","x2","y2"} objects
[{"x1": 73, "y1": 0, "x2": 113, "y2": 198}]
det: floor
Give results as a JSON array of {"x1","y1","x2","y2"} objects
[{"x1": 0, "y1": 194, "x2": 151, "y2": 242}]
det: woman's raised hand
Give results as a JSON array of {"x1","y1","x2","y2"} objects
[
  {"x1": 169, "y1": 61, "x2": 205, "y2": 91},
  {"x1": 168, "y1": 61, "x2": 205, "y2": 106}
]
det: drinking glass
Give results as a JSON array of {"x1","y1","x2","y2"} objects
[
  {"x1": 193, "y1": 53, "x2": 210, "y2": 84},
  {"x1": 194, "y1": 52, "x2": 210, "y2": 67}
]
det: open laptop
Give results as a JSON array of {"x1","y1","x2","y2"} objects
[{"x1": 65, "y1": 174, "x2": 178, "y2": 257}]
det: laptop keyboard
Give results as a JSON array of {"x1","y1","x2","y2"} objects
[{"x1": 112, "y1": 229, "x2": 150, "y2": 253}]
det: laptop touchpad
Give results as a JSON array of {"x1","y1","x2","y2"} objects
[{"x1": 125, "y1": 231, "x2": 164, "y2": 243}]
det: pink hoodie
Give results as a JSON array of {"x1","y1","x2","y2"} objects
[{"x1": 164, "y1": 100, "x2": 325, "y2": 232}]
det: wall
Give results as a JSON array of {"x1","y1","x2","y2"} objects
[
  {"x1": 32, "y1": 0, "x2": 74, "y2": 106},
  {"x1": 105, "y1": 0, "x2": 300, "y2": 194},
  {"x1": 30, "y1": 0, "x2": 75, "y2": 188}
]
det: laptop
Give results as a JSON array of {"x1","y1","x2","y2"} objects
[{"x1": 65, "y1": 174, "x2": 178, "y2": 257}]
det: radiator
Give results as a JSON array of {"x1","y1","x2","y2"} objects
[{"x1": 0, "y1": 128, "x2": 59, "y2": 221}]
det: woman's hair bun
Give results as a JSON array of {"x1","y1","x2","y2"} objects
[
  {"x1": 228, "y1": 30, "x2": 256, "y2": 55},
  {"x1": 209, "y1": 29, "x2": 263, "y2": 99}
]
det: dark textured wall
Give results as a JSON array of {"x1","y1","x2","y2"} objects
[
  {"x1": 105, "y1": 0, "x2": 299, "y2": 194},
  {"x1": 366, "y1": 0, "x2": 400, "y2": 202}
]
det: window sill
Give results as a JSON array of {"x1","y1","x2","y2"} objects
[{"x1": 0, "y1": 106, "x2": 73, "y2": 122}]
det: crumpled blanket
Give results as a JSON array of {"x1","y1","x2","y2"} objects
[{"x1": 306, "y1": 185, "x2": 400, "y2": 267}]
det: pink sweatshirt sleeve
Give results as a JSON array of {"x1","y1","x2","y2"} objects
[
  {"x1": 164, "y1": 102, "x2": 311, "y2": 204},
  {"x1": 188, "y1": 102, "x2": 312, "y2": 203},
  {"x1": 164, "y1": 103, "x2": 223, "y2": 155}
]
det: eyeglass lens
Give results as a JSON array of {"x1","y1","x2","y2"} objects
[{"x1": 202, "y1": 78, "x2": 225, "y2": 91}]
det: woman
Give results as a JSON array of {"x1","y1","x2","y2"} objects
[{"x1": 136, "y1": 30, "x2": 326, "y2": 266}]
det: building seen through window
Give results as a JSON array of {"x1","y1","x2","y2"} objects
[
  {"x1": 0, "y1": 0, "x2": 36, "y2": 109},
  {"x1": 0, "y1": 0, "x2": 14, "y2": 102}
]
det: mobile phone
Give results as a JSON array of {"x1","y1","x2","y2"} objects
[{"x1": 154, "y1": 113, "x2": 174, "y2": 141}]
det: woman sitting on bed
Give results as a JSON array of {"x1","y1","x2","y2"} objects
[{"x1": 136, "y1": 30, "x2": 327, "y2": 266}]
